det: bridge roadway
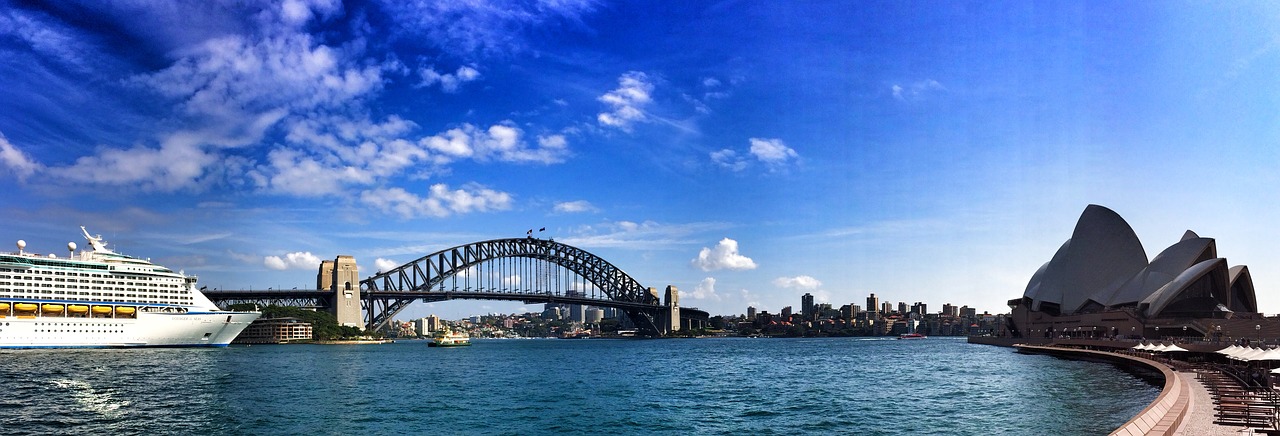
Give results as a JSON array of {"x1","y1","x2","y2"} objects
[
  {"x1": 205, "y1": 289, "x2": 663, "y2": 311},
  {"x1": 203, "y1": 288, "x2": 710, "y2": 329}
]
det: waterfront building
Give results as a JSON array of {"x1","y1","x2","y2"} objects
[
  {"x1": 881, "y1": 301, "x2": 893, "y2": 315},
  {"x1": 781, "y1": 306, "x2": 792, "y2": 320},
  {"x1": 801, "y1": 293, "x2": 814, "y2": 320},
  {"x1": 234, "y1": 317, "x2": 313, "y2": 344},
  {"x1": 866, "y1": 293, "x2": 879, "y2": 319},
  {"x1": 747, "y1": 306, "x2": 757, "y2": 320},
  {"x1": 897, "y1": 301, "x2": 907, "y2": 315},
  {"x1": 1006, "y1": 204, "x2": 1268, "y2": 340}
]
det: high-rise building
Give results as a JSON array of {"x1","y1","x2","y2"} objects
[
  {"x1": 801, "y1": 293, "x2": 814, "y2": 320},
  {"x1": 912, "y1": 302, "x2": 927, "y2": 316},
  {"x1": 781, "y1": 306, "x2": 792, "y2": 320},
  {"x1": 882, "y1": 301, "x2": 893, "y2": 315},
  {"x1": 898, "y1": 301, "x2": 908, "y2": 314},
  {"x1": 867, "y1": 293, "x2": 880, "y2": 318},
  {"x1": 586, "y1": 308, "x2": 605, "y2": 323},
  {"x1": 942, "y1": 303, "x2": 957, "y2": 317},
  {"x1": 747, "y1": 306, "x2": 757, "y2": 320}
]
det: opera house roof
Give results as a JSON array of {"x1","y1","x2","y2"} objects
[{"x1": 1021, "y1": 205, "x2": 1257, "y2": 319}]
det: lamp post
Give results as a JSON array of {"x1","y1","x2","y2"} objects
[
  {"x1": 1257, "y1": 324, "x2": 1262, "y2": 346},
  {"x1": 1155, "y1": 326, "x2": 1160, "y2": 341},
  {"x1": 1215, "y1": 325, "x2": 1221, "y2": 344}
]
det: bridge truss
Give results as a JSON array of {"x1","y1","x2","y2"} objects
[{"x1": 361, "y1": 238, "x2": 665, "y2": 334}]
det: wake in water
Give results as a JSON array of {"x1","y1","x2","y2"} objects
[{"x1": 53, "y1": 379, "x2": 130, "y2": 420}]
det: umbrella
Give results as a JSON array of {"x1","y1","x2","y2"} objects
[
  {"x1": 1247, "y1": 348, "x2": 1280, "y2": 362},
  {"x1": 1233, "y1": 347, "x2": 1265, "y2": 361}
]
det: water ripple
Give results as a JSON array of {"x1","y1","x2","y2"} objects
[{"x1": 0, "y1": 338, "x2": 1157, "y2": 434}]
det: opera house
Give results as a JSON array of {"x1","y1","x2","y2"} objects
[{"x1": 1005, "y1": 204, "x2": 1271, "y2": 342}]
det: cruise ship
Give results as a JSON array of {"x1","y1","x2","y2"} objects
[{"x1": 0, "y1": 227, "x2": 260, "y2": 348}]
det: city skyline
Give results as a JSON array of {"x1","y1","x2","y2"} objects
[{"x1": 2, "y1": 1, "x2": 1280, "y2": 320}]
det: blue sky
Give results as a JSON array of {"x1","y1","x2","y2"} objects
[{"x1": 2, "y1": 1, "x2": 1279, "y2": 321}]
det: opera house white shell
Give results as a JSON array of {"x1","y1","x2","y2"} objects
[{"x1": 1018, "y1": 204, "x2": 1257, "y2": 320}]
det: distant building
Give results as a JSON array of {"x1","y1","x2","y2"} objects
[
  {"x1": 586, "y1": 308, "x2": 604, "y2": 324},
  {"x1": 866, "y1": 293, "x2": 879, "y2": 318},
  {"x1": 780, "y1": 306, "x2": 792, "y2": 320},
  {"x1": 415, "y1": 315, "x2": 441, "y2": 336},
  {"x1": 801, "y1": 293, "x2": 814, "y2": 320},
  {"x1": 234, "y1": 317, "x2": 313, "y2": 344},
  {"x1": 747, "y1": 306, "x2": 757, "y2": 320}
]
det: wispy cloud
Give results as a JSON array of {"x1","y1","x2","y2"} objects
[
  {"x1": 891, "y1": 79, "x2": 944, "y2": 101},
  {"x1": 418, "y1": 65, "x2": 481, "y2": 93},
  {"x1": 264, "y1": 251, "x2": 321, "y2": 270},
  {"x1": 711, "y1": 138, "x2": 799, "y2": 172},
  {"x1": 553, "y1": 200, "x2": 597, "y2": 213},
  {"x1": 379, "y1": 0, "x2": 598, "y2": 57},
  {"x1": 597, "y1": 71, "x2": 654, "y2": 132},
  {"x1": 772, "y1": 275, "x2": 822, "y2": 290},
  {"x1": 359, "y1": 184, "x2": 514, "y2": 219}
]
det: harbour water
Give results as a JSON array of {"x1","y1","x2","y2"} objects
[{"x1": 0, "y1": 337, "x2": 1157, "y2": 435}]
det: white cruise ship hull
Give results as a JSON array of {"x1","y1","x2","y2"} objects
[{"x1": 0, "y1": 305, "x2": 259, "y2": 348}]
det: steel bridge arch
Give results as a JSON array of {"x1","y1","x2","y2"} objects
[{"x1": 360, "y1": 238, "x2": 662, "y2": 333}]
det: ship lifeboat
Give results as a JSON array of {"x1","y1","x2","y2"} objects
[
  {"x1": 91, "y1": 306, "x2": 113, "y2": 314},
  {"x1": 41, "y1": 304, "x2": 65, "y2": 313},
  {"x1": 115, "y1": 306, "x2": 136, "y2": 316},
  {"x1": 14, "y1": 303, "x2": 37, "y2": 312},
  {"x1": 68, "y1": 305, "x2": 89, "y2": 314},
  {"x1": 0, "y1": 302, "x2": 9, "y2": 311}
]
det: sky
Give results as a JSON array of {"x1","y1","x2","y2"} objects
[{"x1": 2, "y1": 1, "x2": 1280, "y2": 321}]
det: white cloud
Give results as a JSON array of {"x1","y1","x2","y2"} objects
[
  {"x1": 419, "y1": 121, "x2": 569, "y2": 164},
  {"x1": 691, "y1": 238, "x2": 757, "y2": 271},
  {"x1": 710, "y1": 149, "x2": 747, "y2": 171},
  {"x1": 597, "y1": 71, "x2": 654, "y2": 131},
  {"x1": 359, "y1": 183, "x2": 513, "y2": 219},
  {"x1": 748, "y1": 138, "x2": 798, "y2": 164},
  {"x1": 687, "y1": 277, "x2": 722, "y2": 301},
  {"x1": 418, "y1": 65, "x2": 481, "y2": 93},
  {"x1": 374, "y1": 257, "x2": 400, "y2": 272},
  {"x1": 264, "y1": 251, "x2": 322, "y2": 270},
  {"x1": 891, "y1": 79, "x2": 945, "y2": 101},
  {"x1": 554, "y1": 200, "x2": 597, "y2": 213},
  {"x1": 0, "y1": 133, "x2": 42, "y2": 180},
  {"x1": 773, "y1": 275, "x2": 823, "y2": 290}
]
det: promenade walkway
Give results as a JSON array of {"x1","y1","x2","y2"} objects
[{"x1": 1175, "y1": 370, "x2": 1245, "y2": 435}]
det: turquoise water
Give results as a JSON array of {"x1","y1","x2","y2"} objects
[{"x1": 0, "y1": 337, "x2": 1157, "y2": 435}]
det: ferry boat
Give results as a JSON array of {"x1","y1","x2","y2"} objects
[
  {"x1": 0, "y1": 227, "x2": 260, "y2": 348},
  {"x1": 428, "y1": 331, "x2": 471, "y2": 347},
  {"x1": 898, "y1": 333, "x2": 927, "y2": 340}
]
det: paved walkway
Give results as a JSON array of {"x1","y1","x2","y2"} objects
[{"x1": 1175, "y1": 370, "x2": 1257, "y2": 435}]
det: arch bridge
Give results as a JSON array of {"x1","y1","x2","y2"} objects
[
  {"x1": 362, "y1": 238, "x2": 675, "y2": 335},
  {"x1": 206, "y1": 238, "x2": 683, "y2": 335}
]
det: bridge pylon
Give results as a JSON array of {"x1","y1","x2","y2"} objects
[{"x1": 318, "y1": 255, "x2": 362, "y2": 328}]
